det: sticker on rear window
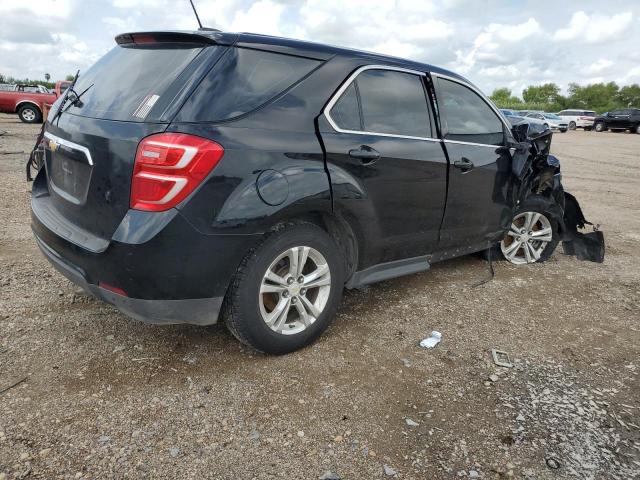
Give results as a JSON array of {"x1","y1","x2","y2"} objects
[{"x1": 132, "y1": 94, "x2": 159, "y2": 119}]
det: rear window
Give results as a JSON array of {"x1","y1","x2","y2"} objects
[
  {"x1": 175, "y1": 47, "x2": 321, "y2": 122},
  {"x1": 60, "y1": 43, "x2": 204, "y2": 122}
]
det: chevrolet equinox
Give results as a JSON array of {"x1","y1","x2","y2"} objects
[{"x1": 32, "y1": 30, "x2": 603, "y2": 354}]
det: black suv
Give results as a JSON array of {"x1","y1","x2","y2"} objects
[
  {"x1": 32, "y1": 30, "x2": 602, "y2": 354},
  {"x1": 593, "y1": 108, "x2": 640, "y2": 133}
]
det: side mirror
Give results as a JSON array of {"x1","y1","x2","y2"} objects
[{"x1": 512, "y1": 123, "x2": 529, "y2": 142}]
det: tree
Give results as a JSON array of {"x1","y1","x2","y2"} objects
[
  {"x1": 568, "y1": 82, "x2": 619, "y2": 112},
  {"x1": 616, "y1": 84, "x2": 640, "y2": 107},
  {"x1": 522, "y1": 83, "x2": 562, "y2": 105},
  {"x1": 45, "y1": 73, "x2": 50, "y2": 81},
  {"x1": 489, "y1": 87, "x2": 522, "y2": 107},
  {"x1": 65, "y1": 74, "x2": 75, "y2": 81}
]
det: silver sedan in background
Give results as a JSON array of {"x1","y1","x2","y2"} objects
[{"x1": 524, "y1": 112, "x2": 568, "y2": 132}]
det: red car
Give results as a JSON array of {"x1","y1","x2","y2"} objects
[{"x1": 0, "y1": 80, "x2": 70, "y2": 123}]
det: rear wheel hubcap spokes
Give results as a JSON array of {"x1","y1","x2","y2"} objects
[{"x1": 260, "y1": 246, "x2": 331, "y2": 334}]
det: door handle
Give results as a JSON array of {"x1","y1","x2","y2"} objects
[
  {"x1": 453, "y1": 157, "x2": 474, "y2": 172},
  {"x1": 348, "y1": 145, "x2": 380, "y2": 164}
]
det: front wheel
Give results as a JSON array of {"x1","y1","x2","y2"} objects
[
  {"x1": 594, "y1": 122, "x2": 605, "y2": 132},
  {"x1": 635, "y1": 124, "x2": 640, "y2": 134},
  {"x1": 223, "y1": 223, "x2": 344, "y2": 354},
  {"x1": 500, "y1": 205, "x2": 559, "y2": 265},
  {"x1": 18, "y1": 104, "x2": 42, "y2": 124}
]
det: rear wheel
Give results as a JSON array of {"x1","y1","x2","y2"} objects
[
  {"x1": 18, "y1": 104, "x2": 42, "y2": 124},
  {"x1": 636, "y1": 124, "x2": 640, "y2": 134},
  {"x1": 499, "y1": 203, "x2": 559, "y2": 265},
  {"x1": 569, "y1": 121, "x2": 576, "y2": 130},
  {"x1": 223, "y1": 223, "x2": 344, "y2": 354},
  {"x1": 594, "y1": 122, "x2": 605, "y2": 132}
]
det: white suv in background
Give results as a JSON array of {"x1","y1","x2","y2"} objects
[{"x1": 557, "y1": 109, "x2": 597, "y2": 130}]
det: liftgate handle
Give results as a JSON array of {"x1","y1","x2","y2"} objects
[{"x1": 453, "y1": 157, "x2": 474, "y2": 172}]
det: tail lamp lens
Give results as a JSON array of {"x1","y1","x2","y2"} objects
[{"x1": 131, "y1": 133, "x2": 224, "y2": 212}]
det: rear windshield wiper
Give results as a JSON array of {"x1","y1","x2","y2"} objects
[{"x1": 52, "y1": 70, "x2": 80, "y2": 125}]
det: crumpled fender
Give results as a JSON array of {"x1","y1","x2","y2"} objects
[{"x1": 560, "y1": 192, "x2": 605, "y2": 263}]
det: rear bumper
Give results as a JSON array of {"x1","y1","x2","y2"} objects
[
  {"x1": 31, "y1": 194, "x2": 262, "y2": 326},
  {"x1": 576, "y1": 120, "x2": 594, "y2": 128},
  {"x1": 35, "y1": 234, "x2": 223, "y2": 325}
]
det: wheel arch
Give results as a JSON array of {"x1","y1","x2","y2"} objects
[
  {"x1": 15, "y1": 100, "x2": 42, "y2": 114},
  {"x1": 265, "y1": 210, "x2": 361, "y2": 281}
]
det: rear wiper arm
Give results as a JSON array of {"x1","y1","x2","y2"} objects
[
  {"x1": 60, "y1": 83, "x2": 94, "y2": 115},
  {"x1": 52, "y1": 69, "x2": 80, "y2": 125}
]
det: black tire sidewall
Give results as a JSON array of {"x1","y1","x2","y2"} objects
[
  {"x1": 595, "y1": 122, "x2": 604, "y2": 132},
  {"x1": 228, "y1": 224, "x2": 344, "y2": 354},
  {"x1": 18, "y1": 105, "x2": 41, "y2": 124},
  {"x1": 499, "y1": 198, "x2": 560, "y2": 264}
]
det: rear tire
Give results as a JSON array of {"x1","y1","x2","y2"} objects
[
  {"x1": 636, "y1": 124, "x2": 640, "y2": 134},
  {"x1": 223, "y1": 223, "x2": 344, "y2": 354},
  {"x1": 18, "y1": 104, "x2": 42, "y2": 124},
  {"x1": 569, "y1": 121, "x2": 576, "y2": 130}
]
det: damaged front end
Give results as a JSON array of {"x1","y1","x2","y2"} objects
[{"x1": 509, "y1": 121, "x2": 605, "y2": 263}]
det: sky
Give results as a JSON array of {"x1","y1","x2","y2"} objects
[{"x1": 1, "y1": 0, "x2": 639, "y2": 98}]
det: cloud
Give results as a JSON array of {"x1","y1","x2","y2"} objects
[
  {"x1": 1, "y1": 1, "x2": 640, "y2": 96},
  {"x1": 585, "y1": 59, "x2": 614, "y2": 75},
  {"x1": 554, "y1": 11, "x2": 633, "y2": 43},
  {"x1": 229, "y1": 0, "x2": 286, "y2": 36}
]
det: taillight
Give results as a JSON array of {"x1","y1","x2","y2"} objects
[{"x1": 131, "y1": 133, "x2": 224, "y2": 212}]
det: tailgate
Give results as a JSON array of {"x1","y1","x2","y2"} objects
[
  {"x1": 41, "y1": 115, "x2": 167, "y2": 242},
  {"x1": 35, "y1": 36, "x2": 220, "y2": 246}
]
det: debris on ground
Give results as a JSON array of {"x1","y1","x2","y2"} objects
[
  {"x1": 419, "y1": 331, "x2": 442, "y2": 349},
  {"x1": 383, "y1": 464, "x2": 397, "y2": 476},
  {"x1": 491, "y1": 349, "x2": 513, "y2": 368},
  {"x1": 405, "y1": 418, "x2": 419, "y2": 427}
]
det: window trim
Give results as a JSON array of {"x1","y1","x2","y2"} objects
[
  {"x1": 324, "y1": 65, "x2": 438, "y2": 142},
  {"x1": 431, "y1": 72, "x2": 513, "y2": 148}
]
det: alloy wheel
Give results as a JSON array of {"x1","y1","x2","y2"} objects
[
  {"x1": 500, "y1": 211, "x2": 553, "y2": 265},
  {"x1": 22, "y1": 108, "x2": 36, "y2": 122},
  {"x1": 259, "y1": 246, "x2": 331, "y2": 335}
]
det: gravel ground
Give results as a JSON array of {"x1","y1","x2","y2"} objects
[{"x1": 0, "y1": 113, "x2": 639, "y2": 479}]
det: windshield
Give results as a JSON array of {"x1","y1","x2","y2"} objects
[{"x1": 62, "y1": 43, "x2": 205, "y2": 122}]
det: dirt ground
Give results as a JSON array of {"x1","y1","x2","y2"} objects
[{"x1": 0, "y1": 112, "x2": 638, "y2": 480}]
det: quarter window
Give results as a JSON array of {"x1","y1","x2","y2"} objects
[
  {"x1": 331, "y1": 83, "x2": 361, "y2": 131},
  {"x1": 329, "y1": 68, "x2": 432, "y2": 138},
  {"x1": 436, "y1": 78, "x2": 504, "y2": 145}
]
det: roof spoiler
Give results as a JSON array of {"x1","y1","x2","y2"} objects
[{"x1": 115, "y1": 31, "x2": 228, "y2": 46}]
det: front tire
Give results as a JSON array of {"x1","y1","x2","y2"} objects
[
  {"x1": 223, "y1": 223, "x2": 344, "y2": 354},
  {"x1": 499, "y1": 200, "x2": 559, "y2": 265},
  {"x1": 18, "y1": 104, "x2": 42, "y2": 124},
  {"x1": 635, "y1": 124, "x2": 640, "y2": 134},
  {"x1": 594, "y1": 122, "x2": 605, "y2": 132}
]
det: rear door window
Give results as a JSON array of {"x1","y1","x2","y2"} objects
[
  {"x1": 62, "y1": 43, "x2": 205, "y2": 122},
  {"x1": 328, "y1": 68, "x2": 432, "y2": 138},
  {"x1": 177, "y1": 48, "x2": 320, "y2": 122},
  {"x1": 435, "y1": 78, "x2": 504, "y2": 145},
  {"x1": 331, "y1": 83, "x2": 362, "y2": 131}
]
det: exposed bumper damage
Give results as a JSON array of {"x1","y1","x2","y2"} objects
[{"x1": 510, "y1": 122, "x2": 605, "y2": 263}]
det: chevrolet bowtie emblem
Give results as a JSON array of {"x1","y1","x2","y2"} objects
[{"x1": 49, "y1": 139, "x2": 59, "y2": 152}]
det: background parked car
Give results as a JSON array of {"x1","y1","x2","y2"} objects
[
  {"x1": 593, "y1": 108, "x2": 640, "y2": 134},
  {"x1": 557, "y1": 109, "x2": 596, "y2": 130},
  {"x1": 500, "y1": 109, "x2": 518, "y2": 117},
  {"x1": 0, "y1": 80, "x2": 69, "y2": 123},
  {"x1": 524, "y1": 112, "x2": 568, "y2": 132}
]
